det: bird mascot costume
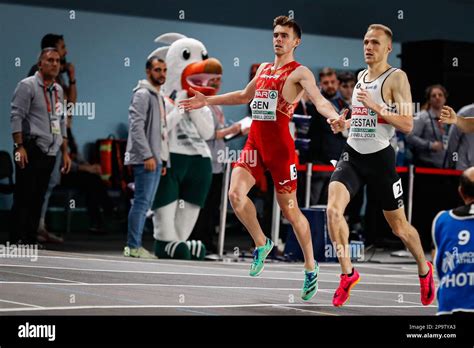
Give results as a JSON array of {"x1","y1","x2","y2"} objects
[{"x1": 148, "y1": 33, "x2": 223, "y2": 260}]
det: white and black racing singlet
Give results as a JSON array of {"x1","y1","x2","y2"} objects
[{"x1": 348, "y1": 67, "x2": 399, "y2": 154}]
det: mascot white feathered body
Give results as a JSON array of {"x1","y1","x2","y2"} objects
[{"x1": 149, "y1": 33, "x2": 222, "y2": 260}]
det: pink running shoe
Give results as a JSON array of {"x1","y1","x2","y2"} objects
[
  {"x1": 419, "y1": 261, "x2": 435, "y2": 306},
  {"x1": 333, "y1": 268, "x2": 361, "y2": 307}
]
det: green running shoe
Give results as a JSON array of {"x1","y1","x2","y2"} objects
[
  {"x1": 301, "y1": 263, "x2": 319, "y2": 301},
  {"x1": 123, "y1": 246, "x2": 157, "y2": 259},
  {"x1": 249, "y1": 238, "x2": 274, "y2": 277}
]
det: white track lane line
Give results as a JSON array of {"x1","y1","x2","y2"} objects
[
  {"x1": 0, "y1": 299, "x2": 43, "y2": 308},
  {"x1": 0, "y1": 269, "x2": 86, "y2": 284},
  {"x1": 272, "y1": 304, "x2": 339, "y2": 316},
  {"x1": 0, "y1": 281, "x2": 423, "y2": 295},
  {"x1": 0, "y1": 281, "x2": 428, "y2": 308},
  {"x1": 0, "y1": 264, "x2": 423, "y2": 286},
  {"x1": 0, "y1": 303, "x2": 437, "y2": 313},
  {"x1": 4, "y1": 258, "x2": 418, "y2": 279},
  {"x1": 30, "y1": 253, "x2": 420, "y2": 273},
  {"x1": 1, "y1": 257, "x2": 423, "y2": 279}
]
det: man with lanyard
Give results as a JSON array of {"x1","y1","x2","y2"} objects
[
  {"x1": 28, "y1": 34, "x2": 77, "y2": 242},
  {"x1": 432, "y1": 167, "x2": 474, "y2": 315},
  {"x1": 181, "y1": 16, "x2": 344, "y2": 301},
  {"x1": 10, "y1": 48, "x2": 71, "y2": 245},
  {"x1": 327, "y1": 24, "x2": 435, "y2": 307}
]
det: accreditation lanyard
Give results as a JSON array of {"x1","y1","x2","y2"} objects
[
  {"x1": 42, "y1": 81, "x2": 58, "y2": 114},
  {"x1": 42, "y1": 81, "x2": 61, "y2": 135},
  {"x1": 428, "y1": 110, "x2": 448, "y2": 146}
]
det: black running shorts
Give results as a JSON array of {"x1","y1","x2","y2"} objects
[{"x1": 330, "y1": 144, "x2": 404, "y2": 211}]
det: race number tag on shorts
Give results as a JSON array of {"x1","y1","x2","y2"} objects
[
  {"x1": 51, "y1": 117, "x2": 61, "y2": 135},
  {"x1": 392, "y1": 178, "x2": 403, "y2": 199},
  {"x1": 350, "y1": 106, "x2": 377, "y2": 139},
  {"x1": 250, "y1": 89, "x2": 278, "y2": 121}
]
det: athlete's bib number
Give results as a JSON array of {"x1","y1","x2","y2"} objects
[
  {"x1": 350, "y1": 106, "x2": 377, "y2": 139},
  {"x1": 250, "y1": 89, "x2": 278, "y2": 121}
]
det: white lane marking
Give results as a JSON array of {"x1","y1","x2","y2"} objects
[
  {"x1": 2, "y1": 257, "x2": 418, "y2": 278},
  {"x1": 0, "y1": 298, "x2": 43, "y2": 308},
  {"x1": 0, "y1": 303, "x2": 437, "y2": 313},
  {"x1": 0, "y1": 264, "x2": 423, "y2": 286},
  {"x1": 0, "y1": 269, "x2": 85, "y2": 284},
  {"x1": 0, "y1": 281, "x2": 423, "y2": 295},
  {"x1": 318, "y1": 289, "x2": 421, "y2": 295},
  {"x1": 16, "y1": 253, "x2": 419, "y2": 273},
  {"x1": 272, "y1": 304, "x2": 339, "y2": 316},
  {"x1": 399, "y1": 300, "x2": 428, "y2": 305}
]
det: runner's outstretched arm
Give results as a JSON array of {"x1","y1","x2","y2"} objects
[
  {"x1": 180, "y1": 63, "x2": 265, "y2": 110},
  {"x1": 297, "y1": 66, "x2": 348, "y2": 133},
  {"x1": 298, "y1": 66, "x2": 340, "y2": 120}
]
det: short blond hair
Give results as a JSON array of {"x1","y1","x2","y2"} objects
[{"x1": 367, "y1": 24, "x2": 393, "y2": 41}]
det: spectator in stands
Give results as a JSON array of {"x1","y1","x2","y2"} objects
[
  {"x1": 28, "y1": 34, "x2": 77, "y2": 103},
  {"x1": 60, "y1": 118, "x2": 115, "y2": 234},
  {"x1": 432, "y1": 166, "x2": 474, "y2": 315},
  {"x1": 190, "y1": 76, "x2": 242, "y2": 254},
  {"x1": 28, "y1": 34, "x2": 77, "y2": 243},
  {"x1": 406, "y1": 84, "x2": 450, "y2": 168},
  {"x1": 333, "y1": 71, "x2": 356, "y2": 113},
  {"x1": 10, "y1": 48, "x2": 71, "y2": 245},
  {"x1": 332, "y1": 71, "x2": 355, "y2": 142},
  {"x1": 307, "y1": 67, "x2": 346, "y2": 204},
  {"x1": 445, "y1": 103, "x2": 474, "y2": 170},
  {"x1": 123, "y1": 56, "x2": 169, "y2": 259},
  {"x1": 406, "y1": 85, "x2": 451, "y2": 248}
]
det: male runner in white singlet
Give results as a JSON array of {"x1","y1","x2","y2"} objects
[{"x1": 328, "y1": 24, "x2": 435, "y2": 307}]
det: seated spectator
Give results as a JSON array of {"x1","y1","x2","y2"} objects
[
  {"x1": 406, "y1": 84, "x2": 450, "y2": 168},
  {"x1": 444, "y1": 103, "x2": 474, "y2": 170},
  {"x1": 61, "y1": 118, "x2": 115, "y2": 233},
  {"x1": 432, "y1": 166, "x2": 474, "y2": 315}
]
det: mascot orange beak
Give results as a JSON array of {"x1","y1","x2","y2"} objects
[{"x1": 181, "y1": 58, "x2": 223, "y2": 97}]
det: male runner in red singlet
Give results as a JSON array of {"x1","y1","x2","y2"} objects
[
  {"x1": 328, "y1": 24, "x2": 435, "y2": 307},
  {"x1": 181, "y1": 16, "x2": 343, "y2": 300}
]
